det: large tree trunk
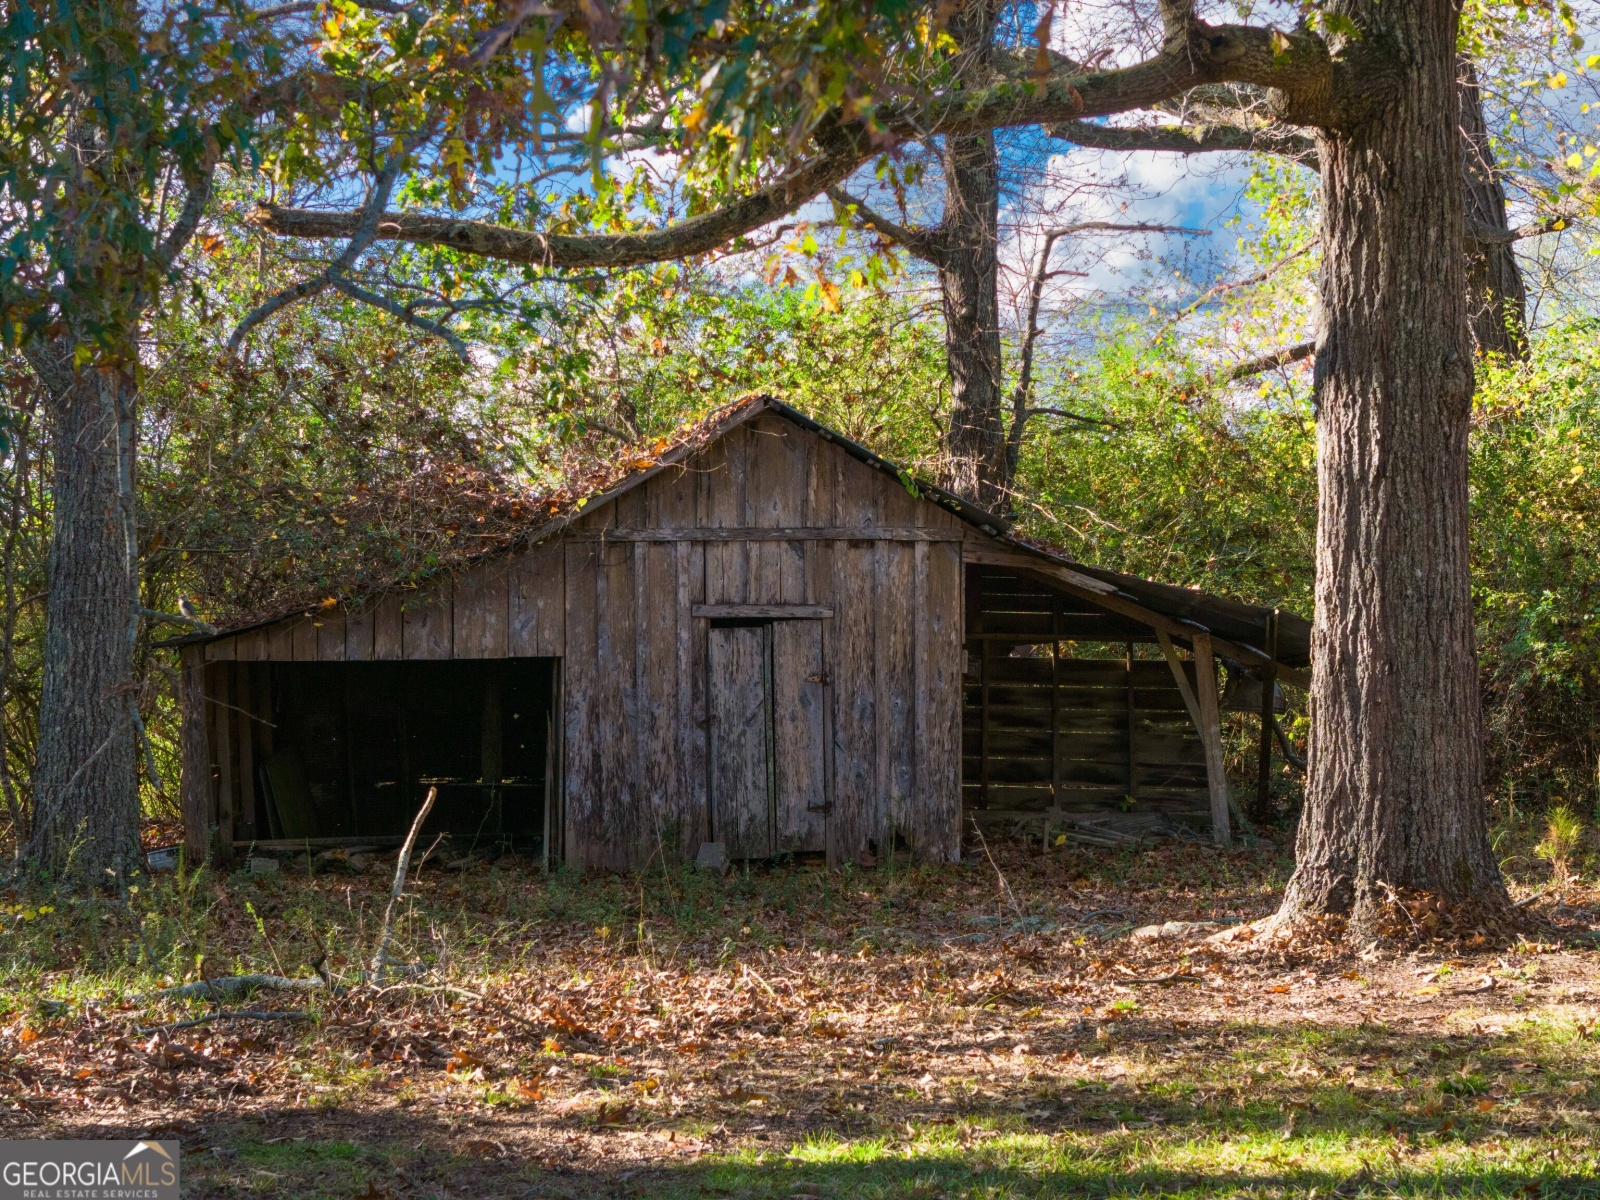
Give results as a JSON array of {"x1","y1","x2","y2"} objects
[
  {"x1": 938, "y1": 130, "x2": 1007, "y2": 509},
  {"x1": 1276, "y1": 0, "x2": 1511, "y2": 935},
  {"x1": 1459, "y1": 60, "x2": 1527, "y2": 359},
  {"x1": 24, "y1": 347, "x2": 142, "y2": 885}
]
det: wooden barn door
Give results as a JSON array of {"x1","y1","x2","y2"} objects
[
  {"x1": 708, "y1": 621, "x2": 829, "y2": 859},
  {"x1": 771, "y1": 621, "x2": 827, "y2": 855},
  {"x1": 708, "y1": 625, "x2": 775, "y2": 858}
]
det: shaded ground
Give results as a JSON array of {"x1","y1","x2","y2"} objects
[{"x1": 4, "y1": 833, "x2": 1600, "y2": 1197}]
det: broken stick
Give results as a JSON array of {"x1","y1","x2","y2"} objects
[{"x1": 369, "y1": 785, "x2": 437, "y2": 982}]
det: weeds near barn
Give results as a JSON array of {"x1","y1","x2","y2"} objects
[
  {"x1": 1, "y1": 828, "x2": 1599, "y2": 1198},
  {"x1": 1535, "y1": 805, "x2": 1587, "y2": 896}
]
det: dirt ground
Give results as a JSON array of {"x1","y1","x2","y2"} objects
[{"x1": 4, "y1": 836, "x2": 1600, "y2": 1198}]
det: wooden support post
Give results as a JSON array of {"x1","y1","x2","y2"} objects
[
  {"x1": 1124, "y1": 641, "x2": 1137, "y2": 804},
  {"x1": 1191, "y1": 633, "x2": 1232, "y2": 848},
  {"x1": 1254, "y1": 609, "x2": 1279, "y2": 822},
  {"x1": 179, "y1": 649, "x2": 210, "y2": 863},
  {"x1": 1156, "y1": 631, "x2": 1233, "y2": 848},
  {"x1": 1049, "y1": 598, "x2": 1061, "y2": 831}
]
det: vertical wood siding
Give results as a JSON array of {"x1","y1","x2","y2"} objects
[
  {"x1": 183, "y1": 409, "x2": 967, "y2": 870},
  {"x1": 559, "y1": 413, "x2": 964, "y2": 869}
]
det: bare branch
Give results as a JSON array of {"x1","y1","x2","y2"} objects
[
  {"x1": 1469, "y1": 213, "x2": 1588, "y2": 244},
  {"x1": 1029, "y1": 406, "x2": 1124, "y2": 429},
  {"x1": 252, "y1": 148, "x2": 866, "y2": 270},
  {"x1": 1170, "y1": 241, "x2": 1318, "y2": 322},
  {"x1": 468, "y1": 0, "x2": 561, "y2": 67},
  {"x1": 326, "y1": 274, "x2": 470, "y2": 360},
  {"x1": 1042, "y1": 221, "x2": 1211, "y2": 238},
  {"x1": 140, "y1": 606, "x2": 218, "y2": 636},
  {"x1": 230, "y1": 126, "x2": 434, "y2": 351},
  {"x1": 826, "y1": 187, "x2": 944, "y2": 263},
  {"x1": 1224, "y1": 339, "x2": 1316, "y2": 381},
  {"x1": 1046, "y1": 119, "x2": 1318, "y2": 164},
  {"x1": 152, "y1": 166, "x2": 215, "y2": 273},
  {"x1": 1005, "y1": 221, "x2": 1205, "y2": 473}
]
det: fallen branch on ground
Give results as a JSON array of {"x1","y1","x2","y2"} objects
[
  {"x1": 134, "y1": 1009, "x2": 312, "y2": 1036},
  {"x1": 143, "y1": 974, "x2": 333, "y2": 1002}
]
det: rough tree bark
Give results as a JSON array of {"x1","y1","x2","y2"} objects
[
  {"x1": 22, "y1": 346, "x2": 143, "y2": 884},
  {"x1": 1459, "y1": 59, "x2": 1527, "y2": 359},
  {"x1": 938, "y1": 130, "x2": 1007, "y2": 509},
  {"x1": 1276, "y1": 0, "x2": 1512, "y2": 933}
]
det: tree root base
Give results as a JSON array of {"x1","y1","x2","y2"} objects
[{"x1": 1230, "y1": 885, "x2": 1549, "y2": 953}]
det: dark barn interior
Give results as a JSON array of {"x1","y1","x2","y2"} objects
[
  {"x1": 238, "y1": 659, "x2": 557, "y2": 853},
  {"x1": 962, "y1": 563, "x2": 1211, "y2": 825}
]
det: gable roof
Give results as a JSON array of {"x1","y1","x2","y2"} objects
[{"x1": 179, "y1": 394, "x2": 1310, "y2": 670}]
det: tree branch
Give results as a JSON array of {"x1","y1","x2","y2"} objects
[
  {"x1": 1029, "y1": 406, "x2": 1124, "y2": 429},
  {"x1": 1469, "y1": 213, "x2": 1586, "y2": 245},
  {"x1": 1170, "y1": 241, "x2": 1317, "y2": 322},
  {"x1": 252, "y1": 148, "x2": 865, "y2": 270},
  {"x1": 1045, "y1": 119, "x2": 1317, "y2": 164},
  {"x1": 231, "y1": 126, "x2": 434, "y2": 351},
  {"x1": 825, "y1": 187, "x2": 944, "y2": 263},
  {"x1": 254, "y1": 16, "x2": 1390, "y2": 273},
  {"x1": 1006, "y1": 221, "x2": 1206, "y2": 474},
  {"x1": 152, "y1": 165, "x2": 215, "y2": 273},
  {"x1": 1223, "y1": 339, "x2": 1316, "y2": 381},
  {"x1": 140, "y1": 606, "x2": 218, "y2": 636},
  {"x1": 326, "y1": 274, "x2": 470, "y2": 360}
]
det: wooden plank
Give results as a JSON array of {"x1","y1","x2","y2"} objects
[
  {"x1": 180, "y1": 648, "x2": 211, "y2": 862},
  {"x1": 692, "y1": 604, "x2": 833, "y2": 619},
  {"x1": 402, "y1": 581, "x2": 453, "y2": 659},
  {"x1": 971, "y1": 548, "x2": 1308, "y2": 685},
  {"x1": 1190, "y1": 632, "x2": 1232, "y2": 848},
  {"x1": 877, "y1": 542, "x2": 915, "y2": 854},
  {"x1": 702, "y1": 426, "x2": 748, "y2": 604},
  {"x1": 1125, "y1": 643, "x2": 1137, "y2": 801},
  {"x1": 1156, "y1": 632, "x2": 1205, "y2": 729},
  {"x1": 637, "y1": 541, "x2": 686, "y2": 858},
  {"x1": 292, "y1": 618, "x2": 317, "y2": 662},
  {"x1": 677, "y1": 540, "x2": 708, "y2": 852},
  {"x1": 830, "y1": 540, "x2": 878, "y2": 866},
  {"x1": 914, "y1": 540, "x2": 963, "y2": 861},
  {"x1": 233, "y1": 630, "x2": 264, "y2": 662},
  {"x1": 746, "y1": 414, "x2": 807, "y2": 604},
  {"x1": 561, "y1": 543, "x2": 598, "y2": 868},
  {"x1": 204, "y1": 636, "x2": 235, "y2": 662},
  {"x1": 564, "y1": 527, "x2": 960, "y2": 542},
  {"x1": 346, "y1": 603, "x2": 375, "y2": 662},
  {"x1": 1255, "y1": 610, "x2": 1279, "y2": 820},
  {"x1": 772, "y1": 619, "x2": 827, "y2": 854},
  {"x1": 315, "y1": 613, "x2": 346, "y2": 662},
  {"x1": 708, "y1": 624, "x2": 773, "y2": 858},
  {"x1": 454, "y1": 561, "x2": 510, "y2": 658},
  {"x1": 594, "y1": 540, "x2": 638, "y2": 866},
  {"x1": 372, "y1": 593, "x2": 403, "y2": 661},
  {"x1": 509, "y1": 541, "x2": 566, "y2": 658}
]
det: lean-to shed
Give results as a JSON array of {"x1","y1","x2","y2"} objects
[{"x1": 178, "y1": 396, "x2": 1309, "y2": 870}]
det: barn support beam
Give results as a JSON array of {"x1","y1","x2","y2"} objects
[{"x1": 1156, "y1": 630, "x2": 1240, "y2": 847}]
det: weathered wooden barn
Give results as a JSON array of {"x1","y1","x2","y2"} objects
[{"x1": 178, "y1": 396, "x2": 1309, "y2": 870}]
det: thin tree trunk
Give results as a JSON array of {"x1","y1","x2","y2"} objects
[
  {"x1": 1459, "y1": 59, "x2": 1527, "y2": 359},
  {"x1": 24, "y1": 347, "x2": 142, "y2": 884},
  {"x1": 1277, "y1": 0, "x2": 1512, "y2": 935},
  {"x1": 939, "y1": 130, "x2": 1007, "y2": 509}
]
